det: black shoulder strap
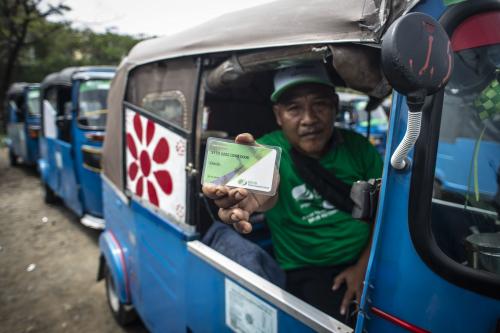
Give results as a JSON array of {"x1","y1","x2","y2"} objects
[{"x1": 290, "y1": 147, "x2": 354, "y2": 214}]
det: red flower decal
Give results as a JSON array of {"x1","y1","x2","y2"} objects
[{"x1": 126, "y1": 112, "x2": 173, "y2": 207}]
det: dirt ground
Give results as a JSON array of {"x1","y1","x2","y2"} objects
[{"x1": 0, "y1": 147, "x2": 147, "y2": 333}]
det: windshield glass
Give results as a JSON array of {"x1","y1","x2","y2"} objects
[
  {"x1": 27, "y1": 89, "x2": 40, "y2": 116},
  {"x1": 431, "y1": 12, "x2": 500, "y2": 277},
  {"x1": 78, "y1": 79, "x2": 111, "y2": 128},
  {"x1": 352, "y1": 100, "x2": 388, "y2": 126}
]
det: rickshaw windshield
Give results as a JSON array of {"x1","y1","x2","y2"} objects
[
  {"x1": 27, "y1": 89, "x2": 40, "y2": 117},
  {"x1": 77, "y1": 79, "x2": 111, "y2": 129},
  {"x1": 352, "y1": 100, "x2": 388, "y2": 126},
  {"x1": 431, "y1": 15, "x2": 500, "y2": 279}
]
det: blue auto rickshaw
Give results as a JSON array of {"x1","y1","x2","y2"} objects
[
  {"x1": 39, "y1": 66, "x2": 115, "y2": 229},
  {"x1": 5, "y1": 82, "x2": 41, "y2": 166},
  {"x1": 337, "y1": 92, "x2": 389, "y2": 155},
  {"x1": 97, "y1": 0, "x2": 500, "y2": 332}
]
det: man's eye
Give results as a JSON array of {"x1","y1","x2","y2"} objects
[{"x1": 314, "y1": 101, "x2": 332, "y2": 109}]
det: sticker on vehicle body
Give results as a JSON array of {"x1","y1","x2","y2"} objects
[
  {"x1": 225, "y1": 278, "x2": 277, "y2": 333},
  {"x1": 55, "y1": 151, "x2": 62, "y2": 169}
]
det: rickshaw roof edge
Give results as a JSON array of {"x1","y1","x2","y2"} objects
[
  {"x1": 41, "y1": 66, "x2": 116, "y2": 90},
  {"x1": 125, "y1": 0, "x2": 420, "y2": 66},
  {"x1": 7, "y1": 83, "x2": 39, "y2": 97}
]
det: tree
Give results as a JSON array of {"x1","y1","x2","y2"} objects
[{"x1": 0, "y1": 0, "x2": 69, "y2": 130}]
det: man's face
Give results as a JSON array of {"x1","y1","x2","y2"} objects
[{"x1": 273, "y1": 83, "x2": 338, "y2": 158}]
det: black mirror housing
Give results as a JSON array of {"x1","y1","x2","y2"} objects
[{"x1": 381, "y1": 12, "x2": 454, "y2": 103}]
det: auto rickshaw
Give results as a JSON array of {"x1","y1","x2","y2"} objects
[
  {"x1": 337, "y1": 92, "x2": 389, "y2": 155},
  {"x1": 39, "y1": 66, "x2": 115, "y2": 229},
  {"x1": 98, "y1": 0, "x2": 500, "y2": 332},
  {"x1": 5, "y1": 82, "x2": 41, "y2": 166}
]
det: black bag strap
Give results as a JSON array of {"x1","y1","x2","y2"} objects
[{"x1": 290, "y1": 147, "x2": 354, "y2": 214}]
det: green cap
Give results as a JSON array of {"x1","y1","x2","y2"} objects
[{"x1": 271, "y1": 63, "x2": 334, "y2": 102}]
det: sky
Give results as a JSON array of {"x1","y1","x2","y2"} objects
[{"x1": 45, "y1": 0, "x2": 275, "y2": 37}]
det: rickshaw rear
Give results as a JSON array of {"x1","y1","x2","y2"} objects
[
  {"x1": 5, "y1": 82, "x2": 41, "y2": 166},
  {"x1": 39, "y1": 66, "x2": 115, "y2": 228}
]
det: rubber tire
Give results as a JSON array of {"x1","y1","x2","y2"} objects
[
  {"x1": 9, "y1": 149, "x2": 17, "y2": 167},
  {"x1": 104, "y1": 265, "x2": 137, "y2": 326},
  {"x1": 42, "y1": 182, "x2": 58, "y2": 204}
]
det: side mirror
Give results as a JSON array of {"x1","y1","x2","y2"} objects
[
  {"x1": 382, "y1": 12, "x2": 453, "y2": 104},
  {"x1": 381, "y1": 13, "x2": 453, "y2": 170}
]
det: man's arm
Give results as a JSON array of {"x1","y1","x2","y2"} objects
[{"x1": 332, "y1": 229, "x2": 373, "y2": 316}]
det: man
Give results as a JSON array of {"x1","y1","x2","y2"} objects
[{"x1": 202, "y1": 63, "x2": 383, "y2": 322}]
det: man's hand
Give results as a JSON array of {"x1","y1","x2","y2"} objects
[
  {"x1": 202, "y1": 133, "x2": 279, "y2": 234},
  {"x1": 331, "y1": 262, "x2": 366, "y2": 316}
]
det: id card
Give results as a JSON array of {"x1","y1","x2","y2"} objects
[{"x1": 202, "y1": 138, "x2": 281, "y2": 196}]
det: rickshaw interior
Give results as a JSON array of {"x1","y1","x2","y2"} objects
[
  {"x1": 123, "y1": 42, "x2": 391, "y2": 291},
  {"x1": 191, "y1": 45, "x2": 389, "y2": 264},
  {"x1": 43, "y1": 85, "x2": 72, "y2": 142}
]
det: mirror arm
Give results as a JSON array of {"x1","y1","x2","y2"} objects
[{"x1": 390, "y1": 93, "x2": 425, "y2": 170}]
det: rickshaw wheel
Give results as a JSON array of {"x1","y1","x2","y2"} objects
[
  {"x1": 42, "y1": 182, "x2": 58, "y2": 204},
  {"x1": 9, "y1": 149, "x2": 17, "y2": 167},
  {"x1": 104, "y1": 264, "x2": 137, "y2": 326}
]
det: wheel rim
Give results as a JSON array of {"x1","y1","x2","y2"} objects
[{"x1": 107, "y1": 274, "x2": 120, "y2": 313}]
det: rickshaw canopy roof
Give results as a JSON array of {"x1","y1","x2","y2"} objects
[
  {"x1": 103, "y1": 0, "x2": 419, "y2": 191},
  {"x1": 126, "y1": 0, "x2": 418, "y2": 65},
  {"x1": 40, "y1": 66, "x2": 116, "y2": 90},
  {"x1": 7, "y1": 82, "x2": 38, "y2": 98}
]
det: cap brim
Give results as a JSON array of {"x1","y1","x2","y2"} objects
[{"x1": 271, "y1": 78, "x2": 335, "y2": 102}]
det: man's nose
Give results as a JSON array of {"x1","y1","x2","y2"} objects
[{"x1": 301, "y1": 104, "x2": 318, "y2": 124}]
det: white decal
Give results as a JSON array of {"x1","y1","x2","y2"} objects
[
  {"x1": 125, "y1": 109, "x2": 187, "y2": 224},
  {"x1": 225, "y1": 278, "x2": 277, "y2": 333}
]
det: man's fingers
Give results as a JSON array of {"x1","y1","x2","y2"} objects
[
  {"x1": 218, "y1": 207, "x2": 250, "y2": 224},
  {"x1": 233, "y1": 220, "x2": 253, "y2": 234},
  {"x1": 332, "y1": 273, "x2": 346, "y2": 291},
  {"x1": 340, "y1": 289, "x2": 355, "y2": 316},
  {"x1": 214, "y1": 188, "x2": 249, "y2": 208},
  {"x1": 202, "y1": 184, "x2": 229, "y2": 200},
  {"x1": 235, "y1": 133, "x2": 256, "y2": 145}
]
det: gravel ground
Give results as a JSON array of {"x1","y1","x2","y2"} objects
[{"x1": 0, "y1": 147, "x2": 147, "y2": 333}]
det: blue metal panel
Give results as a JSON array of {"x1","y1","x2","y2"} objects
[
  {"x1": 102, "y1": 179, "x2": 137, "y2": 303},
  {"x1": 58, "y1": 140, "x2": 83, "y2": 216},
  {"x1": 40, "y1": 137, "x2": 60, "y2": 194},
  {"x1": 186, "y1": 253, "x2": 318, "y2": 333},
  {"x1": 131, "y1": 200, "x2": 192, "y2": 333},
  {"x1": 72, "y1": 128, "x2": 104, "y2": 216},
  {"x1": 71, "y1": 80, "x2": 104, "y2": 217}
]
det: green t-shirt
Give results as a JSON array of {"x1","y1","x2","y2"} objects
[{"x1": 257, "y1": 129, "x2": 383, "y2": 270}]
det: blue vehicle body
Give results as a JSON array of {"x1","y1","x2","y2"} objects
[
  {"x1": 359, "y1": 1, "x2": 500, "y2": 332},
  {"x1": 5, "y1": 83, "x2": 41, "y2": 166},
  {"x1": 39, "y1": 67, "x2": 115, "y2": 228},
  {"x1": 98, "y1": 0, "x2": 500, "y2": 332}
]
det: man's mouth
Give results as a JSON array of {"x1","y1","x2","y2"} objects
[{"x1": 299, "y1": 129, "x2": 323, "y2": 138}]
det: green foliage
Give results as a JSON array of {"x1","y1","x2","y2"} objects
[
  {"x1": 0, "y1": 0, "x2": 142, "y2": 131},
  {"x1": 17, "y1": 22, "x2": 141, "y2": 83}
]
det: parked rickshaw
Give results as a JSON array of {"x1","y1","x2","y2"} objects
[
  {"x1": 98, "y1": 0, "x2": 500, "y2": 332},
  {"x1": 5, "y1": 82, "x2": 41, "y2": 166},
  {"x1": 39, "y1": 66, "x2": 115, "y2": 229},
  {"x1": 337, "y1": 92, "x2": 389, "y2": 155}
]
